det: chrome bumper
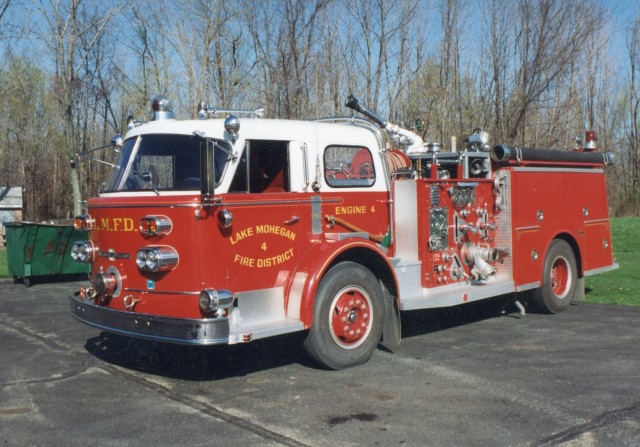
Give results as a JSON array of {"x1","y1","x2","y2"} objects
[{"x1": 69, "y1": 293, "x2": 230, "y2": 345}]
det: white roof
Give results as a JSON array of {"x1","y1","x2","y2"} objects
[{"x1": 124, "y1": 118, "x2": 381, "y2": 149}]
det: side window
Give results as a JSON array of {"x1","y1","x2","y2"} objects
[
  {"x1": 324, "y1": 146, "x2": 376, "y2": 187},
  {"x1": 229, "y1": 140, "x2": 289, "y2": 193}
]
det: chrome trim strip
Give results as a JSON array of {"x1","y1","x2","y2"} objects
[
  {"x1": 219, "y1": 197, "x2": 341, "y2": 207},
  {"x1": 584, "y1": 263, "x2": 619, "y2": 277},
  {"x1": 516, "y1": 225, "x2": 540, "y2": 232},
  {"x1": 324, "y1": 232, "x2": 369, "y2": 241},
  {"x1": 99, "y1": 191, "x2": 199, "y2": 198},
  {"x1": 584, "y1": 218, "x2": 611, "y2": 225},
  {"x1": 312, "y1": 195, "x2": 323, "y2": 234},
  {"x1": 88, "y1": 197, "x2": 341, "y2": 210},
  {"x1": 89, "y1": 203, "x2": 201, "y2": 209},
  {"x1": 69, "y1": 294, "x2": 229, "y2": 345},
  {"x1": 123, "y1": 288, "x2": 200, "y2": 295}
]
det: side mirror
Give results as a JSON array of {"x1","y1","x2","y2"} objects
[
  {"x1": 141, "y1": 171, "x2": 153, "y2": 183},
  {"x1": 111, "y1": 134, "x2": 123, "y2": 151}
]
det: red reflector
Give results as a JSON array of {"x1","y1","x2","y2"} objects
[
  {"x1": 73, "y1": 215, "x2": 93, "y2": 230},
  {"x1": 139, "y1": 215, "x2": 172, "y2": 237}
]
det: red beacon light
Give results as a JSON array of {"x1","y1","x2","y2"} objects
[
  {"x1": 584, "y1": 130, "x2": 597, "y2": 151},
  {"x1": 150, "y1": 95, "x2": 174, "y2": 121}
]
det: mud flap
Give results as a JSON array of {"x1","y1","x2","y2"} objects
[
  {"x1": 574, "y1": 276, "x2": 585, "y2": 302},
  {"x1": 381, "y1": 290, "x2": 401, "y2": 352}
]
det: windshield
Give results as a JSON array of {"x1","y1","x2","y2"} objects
[{"x1": 102, "y1": 134, "x2": 231, "y2": 192}]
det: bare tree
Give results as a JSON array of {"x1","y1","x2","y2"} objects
[
  {"x1": 506, "y1": 0, "x2": 602, "y2": 144},
  {"x1": 168, "y1": 0, "x2": 248, "y2": 112},
  {"x1": 436, "y1": 0, "x2": 465, "y2": 143},
  {"x1": 0, "y1": 0, "x2": 10, "y2": 23},
  {"x1": 244, "y1": 0, "x2": 328, "y2": 119},
  {"x1": 31, "y1": 0, "x2": 122, "y2": 216},
  {"x1": 482, "y1": 0, "x2": 513, "y2": 142},
  {"x1": 626, "y1": 14, "x2": 640, "y2": 194},
  {"x1": 346, "y1": 0, "x2": 390, "y2": 112}
]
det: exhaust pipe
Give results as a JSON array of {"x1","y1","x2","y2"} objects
[
  {"x1": 345, "y1": 95, "x2": 388, "y2": 128},
  {"x1": 345, "y1": 95, "x2": 425, "y2": 154}
]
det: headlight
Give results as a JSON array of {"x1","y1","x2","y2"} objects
[
  {"x1": 139, "y1": 215, "x2": 172, "y2": 237},
  {"x1": 71, "y1": 240, "x2": 96, "y2": 263},
  {"x1": 135, "y1": 246, "x2": 179, "y2": 272}
]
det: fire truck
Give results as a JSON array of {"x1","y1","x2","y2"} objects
[{"x1": 69, "y1": 94, "x2": 617, "y2": 369}]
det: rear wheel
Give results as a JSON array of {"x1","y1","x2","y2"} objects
[
  {"x1": 303, "y1": 262, "x2": 384, "y2": 369},
  {"x1": 528, "y1": 239, "x2": 577, "y2": 314}
]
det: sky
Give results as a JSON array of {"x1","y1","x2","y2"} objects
[{"x1": 601, "y1": 0, "x2": 640, "y2": 61}]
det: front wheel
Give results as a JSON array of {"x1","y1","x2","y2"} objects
[
  {"x1": 303, "y1": 262, "x2": 384, "y2": 369},
  {"x1": 527, "y1": 239, "x2": 578, "y2": 314}
]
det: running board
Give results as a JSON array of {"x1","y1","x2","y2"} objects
[
  {"x1": 399, "y1": 280, "x2": 516, "y2": 311},
  {"x1": 229, "y1": 319, "x2": 305, "y2": 344}
]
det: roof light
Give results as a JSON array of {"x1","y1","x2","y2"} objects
[
  {"x1": 150, "y1": 95, "x2": 174, "y2": 121},
  {"x1": 584, "y1": 130, "x2": 596, "y2": 151},
  {"x1": 127, "y1": 115, "x2": 136, "y2": 130},
  {"x1": 197, "y1": 101, "x2": 208, "y2": 119},
  {"x1": 196, "y1": 100, "x2": 265, "y2": 119},
  {"x1": 224, "y1": 115, "x2": 240, "y2": 142}
]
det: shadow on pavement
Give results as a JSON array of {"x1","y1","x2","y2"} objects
[
  {"x1": 84, "y1": 330, "x2": 310, "y2": 381},
  {"x1": 84, "y1": 294, "x2": 521, "y2": 379},
  {"x1": 11, "y1": 273, "x2": 88, "y2": 287},
  {"x1": 400, "y1": 294, "x2": 520, "y2": 339}
]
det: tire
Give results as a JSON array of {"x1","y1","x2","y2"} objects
[
  {"x1": 303, "y1": 262, "x2": 385, "y2": 369},
  {"x1": 528, "y1": 239, "x2": 578, "y2": 314}
]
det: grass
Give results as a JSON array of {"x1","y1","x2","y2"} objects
[
  {"x1": 0, "y1": 219, "x2": 637, "y2": 306},
  {"x1": 584, "y1": 217, "x2": 640, "y2": 307},
  {"x1": 0, "y1": 247, "x2": 8, "y2": 278}
]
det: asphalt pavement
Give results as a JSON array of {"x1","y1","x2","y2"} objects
[{"x1": 1, "y1": 278, "x2": 639, "y2": 446}]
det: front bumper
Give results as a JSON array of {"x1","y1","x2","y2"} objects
[{"x1": 69, "y1": 292, "x2": 230, "y2": 345}]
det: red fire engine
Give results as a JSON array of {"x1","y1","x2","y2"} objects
[{"x1": 69, "y1": 94, "x2": 617, "y2": 369}]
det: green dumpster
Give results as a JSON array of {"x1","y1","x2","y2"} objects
[{"x1": 4, "y1": 222, "x2": 90, "y2": 286}]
